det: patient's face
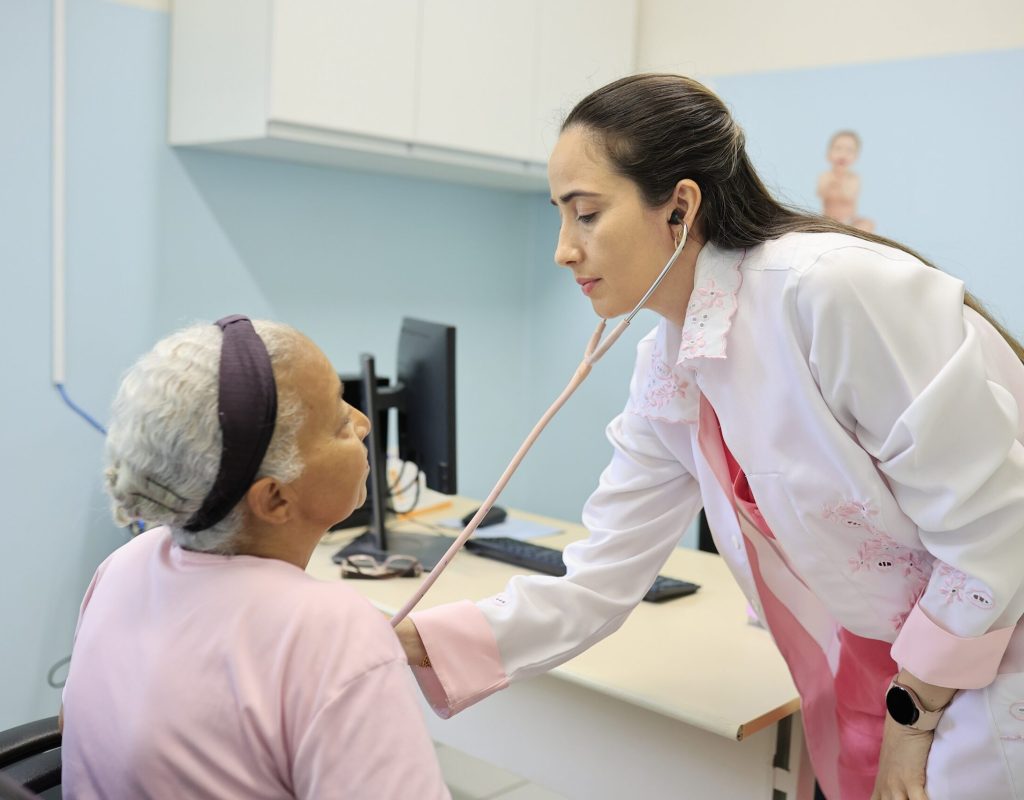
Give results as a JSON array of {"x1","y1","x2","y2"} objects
[{"x1": 285, "y1": 337, "x2": 371, "y2": 530}]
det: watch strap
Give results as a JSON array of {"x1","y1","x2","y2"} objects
[{"x1": 886, "y1": 679, "x2": 949, "y2": 732}]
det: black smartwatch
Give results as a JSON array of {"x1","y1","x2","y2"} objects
[{"x1": 885, "y1": 679, "x2": 949, "y2": 732}]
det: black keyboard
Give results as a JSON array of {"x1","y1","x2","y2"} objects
[{"x1": 464, "y1": 537, "x2": 700, "y2": 603}]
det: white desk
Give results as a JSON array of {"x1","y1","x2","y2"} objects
[{"x1": 307, "y1": 498, "x2": 803, "y2": 799}]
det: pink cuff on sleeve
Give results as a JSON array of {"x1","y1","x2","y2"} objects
[
  {"x1": 891, "y1": 603, "x2": 1016, "y2": 689},
  {"x1": 409, "y1": 600, "x2": 508, "y2": 718}
]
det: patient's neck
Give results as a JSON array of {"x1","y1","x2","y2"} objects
[{"x1": 233, "y1": 520, "x2": 321, "y2": 570}]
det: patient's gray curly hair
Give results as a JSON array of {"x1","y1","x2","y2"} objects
[{"x1": 104, "y1": 320, "x2": 306, "y2": 553}]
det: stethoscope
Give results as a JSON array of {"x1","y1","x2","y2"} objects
[{"x1": 391, "y1": 218, "x2": 691, "y2": 625}]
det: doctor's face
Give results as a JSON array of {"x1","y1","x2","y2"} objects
[{"x1": 548, "y1": 126, "x2": 680, "y2": 320}]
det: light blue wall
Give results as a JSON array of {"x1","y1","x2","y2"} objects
[
  {"x1": 0, "y1": 0, "x2": 540, "y2": 728},
  {"x1": 155, "y1": 150, "x2": 537, "y2": 483},
  {"x1": 2, "y1": 0, "x2": 1021, "y2": 729},
  {"x1": 0, "y1": 0, "x2": 161, "y2": 728},
  {"x1": 708, "y1": 49, "x2": 1024, "y2": 337}
]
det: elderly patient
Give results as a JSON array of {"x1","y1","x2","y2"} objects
[{"x1": 61, "y1": 316, "x2": 449, "y2": 799}]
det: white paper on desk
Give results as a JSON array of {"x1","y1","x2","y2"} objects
[{"x1": 437, "y1": 517, "x2": 562, "y2": 540}]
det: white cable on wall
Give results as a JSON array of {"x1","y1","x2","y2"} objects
[
  {"x1": 47, "y1": 0, "x2": 112, "y2": 692},
  {"x1": 51, "y1": 0, "x2": 107, "y2": 434},
  {"x1": 52, "y1": 0, "x2": 66, "y2": 386}
]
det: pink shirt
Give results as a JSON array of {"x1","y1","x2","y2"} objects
[{"x1": 62, "y1": 527, "x2": 449, "y2": 800}]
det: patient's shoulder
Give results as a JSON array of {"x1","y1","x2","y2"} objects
[{"x1": 266, "y1": 568, "x2": 406, "y2": 678}]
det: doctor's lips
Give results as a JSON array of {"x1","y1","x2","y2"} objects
[{"x1": 576, "y1": 277, "x2": 601, "y2": 296}]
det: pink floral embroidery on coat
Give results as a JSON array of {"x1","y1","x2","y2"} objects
[
  {"x1": 677, "y1": 259, "x2": 743, "y2": 362},
  {"x1": 847, "y1": 531, "x2": 930, "y2": 580},
  {"x1": 823, "y1": 499, "x2": 884, "y2": 536},
  {"x1": 890, "y1": 577, "x2": 929, "y2": 632},
  {"x1": 645, "y1": 358, "x2": 689, "y2": 410},
  {"x1": 936, "y1": 563, "x2": 994, "y2": 609},
  {"x1": 938, "y1": 565, "x2": 967, "y2": 604},
  {"x1": 633, "y1": 342, "x2": 690, "y2": 420},
  {"x1": 829, "y1": 501, "x2": 934, "y2": 632},
  {"x1": 678, "y1": 329, "x2": 707, "y2": 360}
]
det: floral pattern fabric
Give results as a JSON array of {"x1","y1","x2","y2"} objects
[
  {"x1": 631, "y1": 248, "x2": 745, "y2": 424},
  {"x1": 678, "y1": 258, "x2": 744, "y2": 362}
]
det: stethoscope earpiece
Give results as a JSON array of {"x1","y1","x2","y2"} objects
[{"x1": 669, "y1": 210, "x2": 683, "y2": 225}]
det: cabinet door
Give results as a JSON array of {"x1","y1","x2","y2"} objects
[
  {"x1": 269, "y1": 0, "x2": 421, "y2": 141},
  {"x1": 530, "y1": 1, "x2": 637, "y2": 163},
  {"x1": 415, "y1": 1, "x2": 538, "y2": 162}
]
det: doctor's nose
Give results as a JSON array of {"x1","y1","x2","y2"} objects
[{"x1": 554, "y1": 228, "x2": 582, "y2": 268}]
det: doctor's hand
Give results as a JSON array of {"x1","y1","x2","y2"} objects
[
  {"x1": 870, "y1": 715, "x2": 933, "y2": 800},
  {"x1": 394, "y1": 618, "x2": 429, "y2": 667}
]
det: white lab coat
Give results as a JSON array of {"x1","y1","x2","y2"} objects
[{"x1": 411, "y1": 232, "x2": 1024, "y2": 800}]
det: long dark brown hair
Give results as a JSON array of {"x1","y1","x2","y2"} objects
[{"x1": 563, "y1": 73, "x2": 1024, "y2": 362}]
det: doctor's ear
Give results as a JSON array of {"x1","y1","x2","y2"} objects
[{"x1": 669, "y1": 179, "x2": 702, "y2": 230}]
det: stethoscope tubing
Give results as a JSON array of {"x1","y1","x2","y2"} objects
[{"x1": 390, "y1": 224, "x2": 689, "y2": 626}]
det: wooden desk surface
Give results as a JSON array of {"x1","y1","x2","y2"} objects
[{"x1": 307, "y1": 496, "x2": 799, "y2": 741}]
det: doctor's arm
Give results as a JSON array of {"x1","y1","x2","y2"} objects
[
  {"x1": 797, "y1": 249, "x2": 1024, "y2": 793},
  {"x1": 797, "y1": 248, "x2": 1024, "y2": 689},
  {"x1": 400, "y1": 390, "x2": 703, "y2": 718}
]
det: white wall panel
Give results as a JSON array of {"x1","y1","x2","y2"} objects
[{"x1": 637, "y1": 0, "x2": 1024, "y2": 77}]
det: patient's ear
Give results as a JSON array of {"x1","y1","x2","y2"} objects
[{"x1": 246, "y1": 477, "x2": 291, "y2": 525}]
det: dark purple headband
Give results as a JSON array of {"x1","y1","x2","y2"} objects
[{"x1": 184, "y1": 315, "x2": 278, "y2": 533}]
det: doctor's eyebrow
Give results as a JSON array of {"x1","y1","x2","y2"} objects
[{"x1": 550, "y1": 190, "x2": 601, "y2": 206}]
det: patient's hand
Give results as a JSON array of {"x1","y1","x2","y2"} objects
[{"x1": 394, "y1": 619, "x2": 429, "y2": 667}]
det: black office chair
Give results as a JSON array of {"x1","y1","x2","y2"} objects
[{"x1": 0, "y1": 717, "x2": 61, "y2": 799}]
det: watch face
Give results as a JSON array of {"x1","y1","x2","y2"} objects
[{"x1": 886, "y1": 685, "x2": 920, "y2": 726}]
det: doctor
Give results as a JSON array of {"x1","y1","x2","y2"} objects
[{"x1": 395, "y1": 74, "x2": 1024, "y2": 800}]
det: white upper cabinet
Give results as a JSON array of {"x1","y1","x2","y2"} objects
[
  {"x1": 269, "y1": 0, "x2": 421, "y2": 141},
  {"x1": 531, "y1": 2, "x2": 638, "y2": 163},
  {"x1": 169, "y1": 0, "x2": 636, "y2": 190},
  {"x1": 415, "y1": 1, "x2": 537, "y2": 162},
  {"x1": 168, "y1": 0, "x2": 274, "y2": 145}
]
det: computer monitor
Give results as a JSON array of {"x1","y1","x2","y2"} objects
[
  {"x1": 334, "y1": 318, "x2": 458, "y2": 570},
  {"x1": 396, "y1": 318, "x2": 457, "y2": 494}
]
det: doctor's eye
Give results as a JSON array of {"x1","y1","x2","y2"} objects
[{"x1": 577, "y1": 213, "x2": 598, "y2": 224}]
